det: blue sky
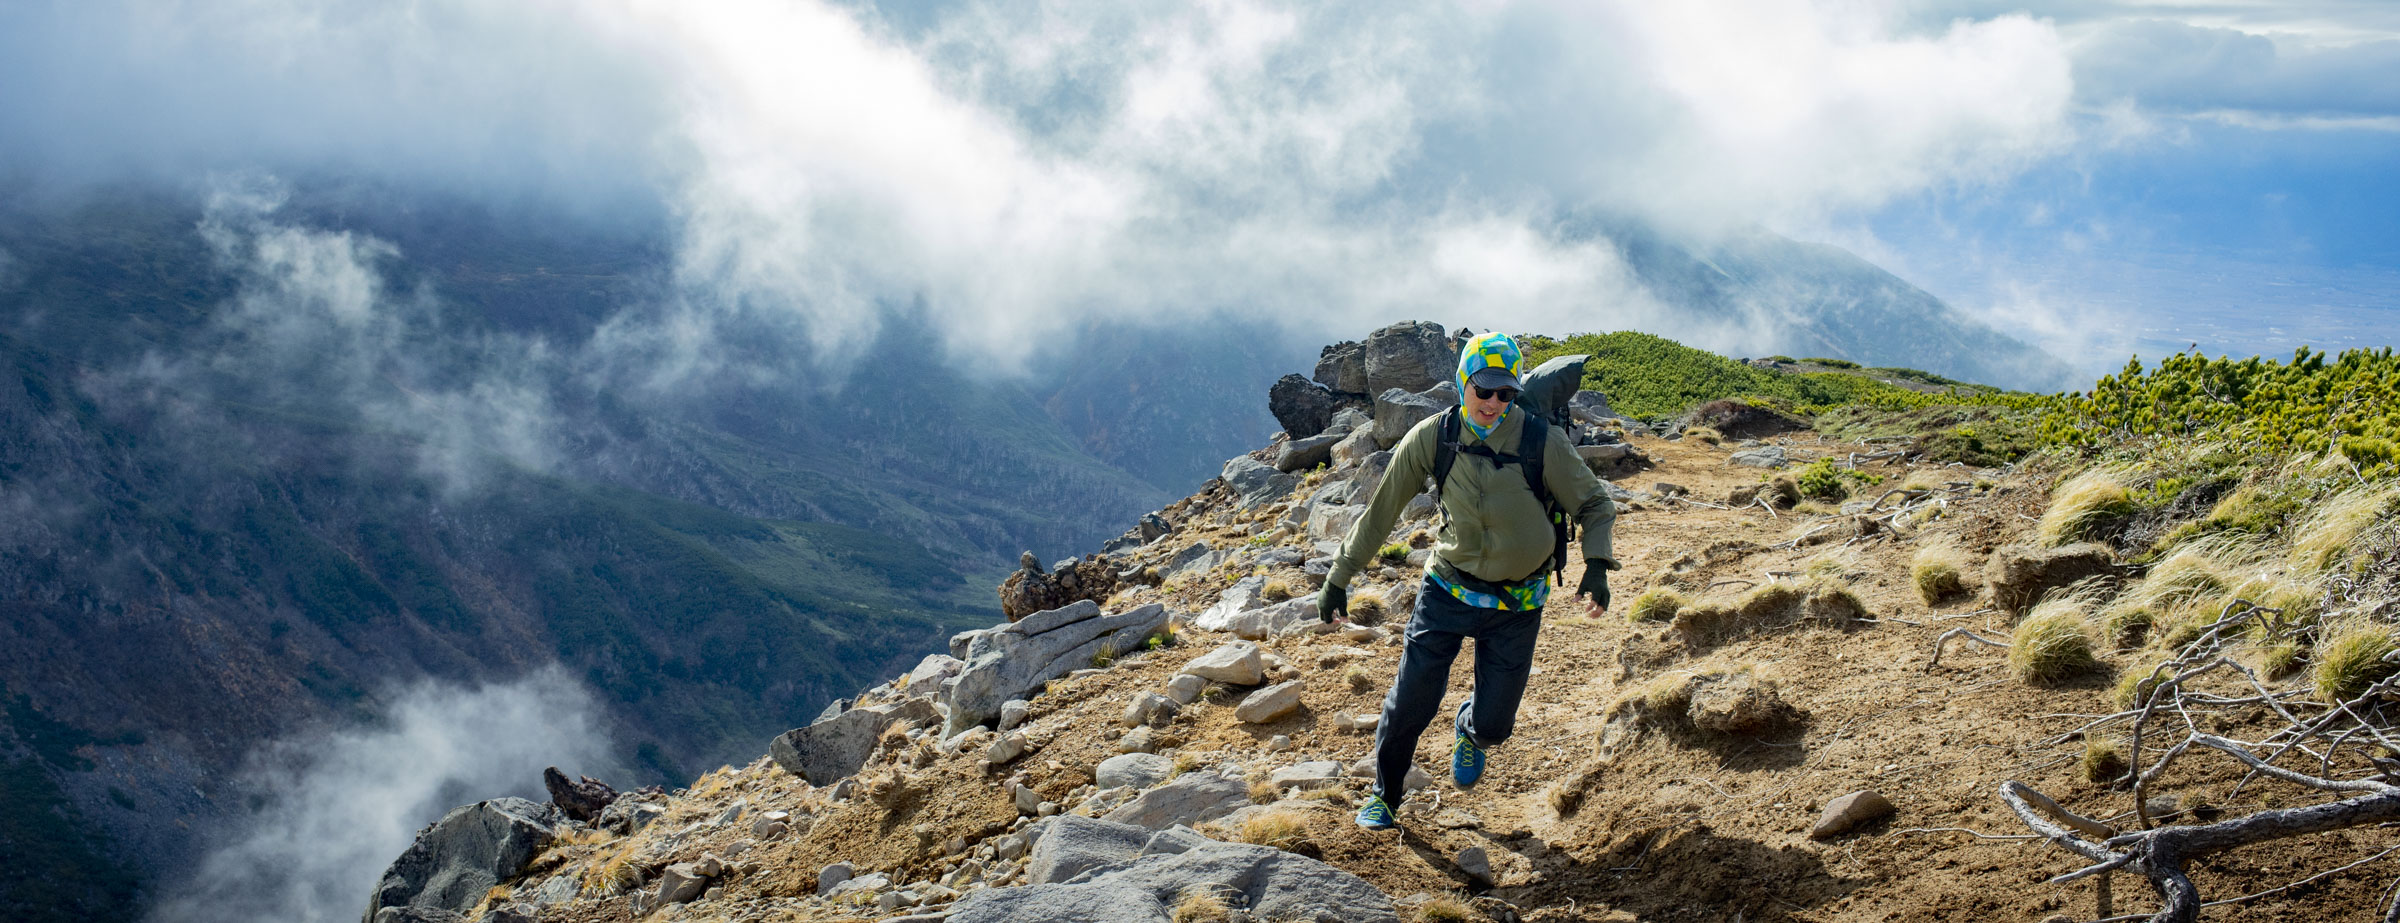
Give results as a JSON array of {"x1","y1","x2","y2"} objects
[{"x1": 0, "y1": 0, "x2": 2392, "y2": 387}]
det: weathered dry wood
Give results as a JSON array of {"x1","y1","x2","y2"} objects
[{"x1": 1928, "y1": 628, "x2": 2008, "y2": 670}]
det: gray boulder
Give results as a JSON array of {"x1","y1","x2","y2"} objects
[
  {"x1": 1373, "y1": 384, "x2": 1455, "y2": 450},
  {"x1": 1315, "y1": 340, "x2": 1369, "y2": 395},
  {"x1": 1234, "y1": 681, "x2": 1305, "y2": 724},
  {"x1": 1810, "y1": 790, "x2": 1896, "y2": 839},
  {"x1": 769, "y1": 697, "x2": 939, "y2": 785},
  {"x1": 1096, "y1": 752, "x2": 1175, "y2": 791},
  {"x1": 1227, "y1": 598, "x2": 1318, "y2": 641},
  {"x1": 1025, "y1": 816, "x2": 1154, "y2": 885},
  {"x1": 1180, "y1": 641, "x2": 1267, "y2": 685},
  {"x1": 363, "y1": 798, "x2": 561, "y2": 922},
  {"x1": 1275, "y1": 429, "x2": 1346, "y2": 473},
  {"x1": 1330, "y1": 425, "x2": 1381, "y2": 469},
  {"x1": 1569, "y1": 389, "x2": 1616, "y2": 424},
  {"x1": 953, "y1": 837, "x2": 1399, "y2": 923},
  {"x1": 1191, "y1": 576, "x2": 1266, "y2": 632},
  {"x1": 1221, "y1": 455, "x2": 1301, "y2": 509},
  {"x1": 1728, "y1": 446, "x2": 1788, "y2": 468},
  {"x1": 373, "y1": 908, "x2": 467, "y2": 923},
  {"x1": 1306, "y1": 502, "x2": 1366, "y2": 544},
  {"x1": 1103, "y1": 772, "x2": 1252, "y2": 830},
  {"x1": 1269, "y1": 373, "x2": 1341, "y2": 440},
  {"x1": 1363, "y1": 320, "x2": 1452, "y2": 397},
  {"x1": 943, "y1": 602, "x2": 1173, "y2": 734}
]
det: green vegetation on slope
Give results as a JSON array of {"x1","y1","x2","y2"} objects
[
  {"x1": 1516, "y1": 331, "x2": 2032, "y2": 421},
  {"x1": 2039, "y1": 347, "x2": 2400, "y2": 478}
]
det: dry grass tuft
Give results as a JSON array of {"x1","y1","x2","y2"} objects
[
  {"x1": 2289, "y1": 484, "x2": 2399, "y2": 574},
  {"x1": 1416, "y1": 895, "x2": 1475, "y2": 923},
  {"x1": 2258, "y1": 641, "x2": 2308, "y2": 679},
  {"x1": 1343, "y1": 664, "x2": 1376, "y2": 693},
  {"x1": 1248, "y1": 779, "x2": 1280, "y2": 804},
  {"x1": 1350, "y1": 595, "x2": 1388, "y2": 625},
  {"x1": 2081, "y1": 737, "x2": 2129, "y2": 783},
  {"x1": 2038, "y1": 467, "x2": 2135, "y2": 546},
  {"x1": 1260, "y1": 579, "x2": 1293, "y2": 602},
  {"x1": 1172, "y1": 890, "x2": 1231, "y2": 923},
  {"x1": 2010, "y1": 598, "x2": 2099, "y2": 684},
  {"x1": 2314, "y1": 620, "x2": 2399, "y2": 702},
  {"x1": 1236, "y1": 810, "x2": 1308, "y2": 851},
  {"x1": 2111, "y1": 665, "x2": 2166, "y2": 710},
  {"x1": 1686, "y1": 426, "x2": 1724, "y2": 445},
  {"x1": 1910, "y1": 544, "x2": 1970, "y2": 604},
  {"x1": 1626, "y1": 587, "x2": 1687, "y2": 623}
]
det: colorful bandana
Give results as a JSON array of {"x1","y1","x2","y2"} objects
[
  {"x1": 1454, "y1": 331, "x2": 1524, "y2": 441},
  {"x1": 1429, "y1": 568, "x2": 1552, "y2": 611}
]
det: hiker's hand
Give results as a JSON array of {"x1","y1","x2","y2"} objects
[
  {"x1": 1577, "y1": 566, "x2": 1608, "y2": 618},
  {"x1": 1318, "y1": 583, "x2": 1349, "y2": 623}
]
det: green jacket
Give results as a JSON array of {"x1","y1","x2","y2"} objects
[{"x1": 1329, "y1": 408, "x2": 1617, "y2": 590}]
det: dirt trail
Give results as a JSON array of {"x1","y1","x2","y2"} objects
[{"x1": 535, "y1": 428, "x2": 2399, "y2": 923}]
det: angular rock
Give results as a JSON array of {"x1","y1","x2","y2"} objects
[
  {"x1": 364, "y1": 798, "x2": 562, "y2": 922},
  {"x1": 1157, "y1": 543, "x2": 1218, "y2": 581},
  {"x1": 1455, "y1": 845, "x2": 1494, "y2": 886},
  {"x1": 1191, "y1": 576, "x2": 1267, "y2": 632},
  {"x1": 1363, "y1": 320, "x2": 1452, "y2": 397},
  {"x1": 1316, "y1": 339, "x2": 1370, "y2": 395},
  {"x1": 999, "y1": 699, "x2": 1032, "y2": 732},
  {"x1": 769, "y1": 697, "x2": 939, "y2": 785},
  {"x1": 1270, "y1": 373, "x2": 1341, "y2": 440},
  {"x1": 1122, "y1": 692, "x2": 1177, "y2": 728},
  {"x1": 1348, "y1": 758, "x2": 1434, "y2": 793},
  {"x1": 1015, "y1": 782, "x2": 1044, "y2": 815},
  {"x1": 1164, "y1": 673, "x2": 1206, "y2": 705},
  {"x1": 952, "y1": 838, "x2": 1399, "y2": 923},
  {"x1": 1025, "y1": 815, "x2": 1153, "y2": 885},
  {"x1": 1809, "y1": 790, "x2": 1896, "y2": 839},
  {"x1": 1180, "y1": 641, "x2": 1267, "y2": 686},
  {"x1": 1578, "y1": 442, "x2": 1635, "y2": 463},
  {"x1": 816, "y1": 861, "x2": 854, "y2": 896},
  {"x1": 1374, "y1": 384, "x2": 1455, "y2": 450},
  {"x1": 944, "y1": 603, "x2": 1174, "y2": 735},
  {"x1": 905, "y1": 653, "x2": 965, "y2": 691},
  {"x1": 1330, "y1": 425, "x2": 1382, "y2": 470},
  {"x1": 1234, "y1": 681, "x2": 1305, "y2": 724},
  {"x1": 542, "y1": 767, "x2": 617, "y2": 823},
  {"x1": 1986, "y1": 543, "x2": 2119, "y2": 617},
  {"x1": 751, "y1": 811, "x2": 791, "y2": 839},
  {"x1": 1307, "y1": 502, "x2": 1368, "y2": 544},
  {"x1": 1222, "y1": 455, "x2": 1302, "y2": 509},
  {"x1": 1268, "y1": 760, "x2": 1345, "y2": 791},
  {"x1": 1275, "y1": 429, "x2": 1346, "y2": 472},
  {"x1": 1097, "y1": 753, "x2": 1175, "y2": 791},
  {"x1": 1569, "y1": 390, "x2": 1615, "y2": 424},
  {"x1": 594, "y1": 796, "x2": 665, "y2": 836},
  {"x1": 1116, "y1": 726, "x2": 1159, "y2": 754},
  {"x1": 1227, "y1": 598, "x2": 1318, "y2": 641},
  {"x1": 988, "y1": 731, "x2": 1028, "y2": 764},
  {"x1": 1000, "y1": 554, "x2": 1122, "y2": 621},
  {"x1": 1103, "y1": 772, "x2": 1253, "y2": 831},
  {"x1": 655, "y1": 857, "x2": 718, "y2": 904},
  {"x1": 1728, "y1": 446, "x2": 1788, "y2": 468}
]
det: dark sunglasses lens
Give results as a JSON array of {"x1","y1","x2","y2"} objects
[{"x1": 1475, "y1": 386, "x2": 1518, "y2": 401}]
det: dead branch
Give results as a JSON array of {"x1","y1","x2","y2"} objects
[{"x1": 1928, "y1": 628, "x2": 2009, "y2": 670}]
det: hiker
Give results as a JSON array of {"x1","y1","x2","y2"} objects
[{"x1": 1318, "y1": 330, "x2": 1618, "y2": 830}]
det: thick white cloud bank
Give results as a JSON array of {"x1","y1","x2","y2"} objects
[{"x1": 0, "y1": 0, "x2": 2094, "y2": 370}]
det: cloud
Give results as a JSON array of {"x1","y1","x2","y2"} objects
[
  {"x1": 2071, "y1": 19, "x2": 2400, "y2": 123},
  {"x1": 1, "y1": 0, "x2": 2088, "y2": 372},
  {"x1": 143, "y1": 668, "x2": 615, "y2": 923}
]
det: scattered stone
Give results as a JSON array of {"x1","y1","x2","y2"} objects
[
  {"x1": 1122, "y1": 692, "x2": 1177, "y2": 728},
  {"x1": 944, "y1": 602, "x2": 1173, "y2": 734},
  {"x1": 999, "y1": 553, "x2": 1122, "y2": 620},
  {"x1": 1234, "y1": 680, "x2": 1305, "y2": 724},
  {"x1": 1181, "y1": 641, "x2": 1268, "y2": 686},
  {"x1": 828, "y1": 778, "x2": 857, "y2": 802},
  {"x1": 1331, "y1": 425, "x2": 1382, "y2": 469},
  {"x1": 1014, "y1": 781, "x2": 1044, "y2": 815},
  {"x1": 1809, "y1": 790, "x2": 1896, "y2": 839},
  {"x1": 364, "y1": 798, "x2": 563, "y2": 923},
  {"x1": 1164, "y1": 673, "x2": 1207, "y2": 705},
  {"x1": 541, "y1": 767, "x2": 617, "y2": 823},
  {"x1": 1455, "y1": 845, "x2": 1494, "y2": 886},
  {"x1": 1267, "y1": 735, "x2": 1294, "y2": 752},
  {"x1": 1192, "y1": 576, "x2": 1268, "y2": 632},
  {"x1": 1276, "y1": 429, "x2": 1347, "y2": 472},
  {"x1": 594, "y1": 795, "x2": 665, "y2": 836},
  {"x1": 1268, "y1": 761, "x2": 1345, "y2": 792},
  {"x1": 988, "y1": 731, "x2": 1029, "y2": 765},
  {"x1": 1096, "y1": 753, "x2": 1175, "y2": 791},
  {"x1": 1332, "y1": 712, "x2": 1381, "y2": 733},
  {"x1": 751, "y1": 811, "x2": 791, "y2": 839},
  {"x1": 1228, "y1": 598, "x2": 1319, "y2": 640},
  {"x1": 999, "y1": 699, "x2": 1032, "y2": 732},
  {"x1": 1223, "y1": 456, "x2": 1303, "y2": 509},
  {"x1": 816, "y1": 861, "x2": 855, "y2": 896},
  {"x1": 1117, "y1": 726, "x2": 1159, "y2": 754},
  {"x1": 1348, "y1": 758, "x2": 1434, "y2": 793},
  {"x1": 654, "y1": 854, "x2": 723, "y2": 905}
]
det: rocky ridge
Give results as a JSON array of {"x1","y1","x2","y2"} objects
[{"x1": 362, "y1": 322, "x2": 2395, "y2": 923}]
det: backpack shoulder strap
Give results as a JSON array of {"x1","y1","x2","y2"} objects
[
  {"x1": 1431, "y1": 407, "x2": 1461, "y2": 499},
  {"x1": 1519, "y1": 412, "x2": 1551, "y2": 507}
]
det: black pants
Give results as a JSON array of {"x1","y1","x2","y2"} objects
[{"x1": 1370, "y1": 576, "x2": 1543, "y2": 805}]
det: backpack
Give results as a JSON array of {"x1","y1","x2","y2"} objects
[{"x1": 1430, "y1": 407, "x2": 1574, "y2": 587}]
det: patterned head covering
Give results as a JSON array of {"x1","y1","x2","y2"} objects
[{"x1": 1454, "y1": 331, "x2": 1523, "y2": 438}]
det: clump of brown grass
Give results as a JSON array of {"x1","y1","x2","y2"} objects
[
  {"x1": 2010, "y1": 595, "x2": 2099, "y2": 684},
  {"x1": 1236, "y1": 810, "x2": 1307, "y2": 850},
  {"x1": 2111, "y1": 664, "x2": 2166, "y2": 710},
  {"x1": 2082, "y1": 737, "x2": 2128, "y2": 783},
  {"x1": 1247, "y1": 779, "x2": 1280, "y2": 804},
  {"x1": 1260, "y1": 579, "x2": 1293, "y2": 602},
  {"x1": 2289, "y1": 484, "x2": 2399, "y2": 575},
  {"x1": 1416, "y1": 895, "x2": 1474, "y2": 923},
  {"x1": 1172, "y1": 890, "x2": 1231, "y2": 923},
  {"x1": 2258, "y1": 641, "x2": 2307, "y2": 679},
  {"x1": 1910, "y1": 544, "x2": 1969, "y2": 604},
  {"x1": 1350, "y1": 595, "x2": 1387, "y2": 625},
  {"x1": 2314, "y1": 620, "x2": 2399, "y2": 702},
  {"x1": 1343, "y1": 665, "x2": 1375, "y2": 693},
  {"x1": 2038, "y1": 467, "x2": 2135, "y2": 546},
  {"x1": 1686, "y1": 426, "x2": 1724, "y2": 445}
]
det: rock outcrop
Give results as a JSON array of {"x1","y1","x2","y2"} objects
[
  {"x1": 1000, "y1": 552, "x2": 1122, "y2": 621},
  {"x1": 363, "y1": 798, "x2": 562, "y2": 923},
  {"x1": 944, "y1": 601, "x2": 1173, "y2": 734}
]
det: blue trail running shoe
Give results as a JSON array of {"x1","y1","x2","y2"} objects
[
  {"x1": 1355, "y1": 794, "x2": 1398, "y2": 830},
  {"x1": 1453, "y1": 731, "x2": 1487, "y2": 789}
]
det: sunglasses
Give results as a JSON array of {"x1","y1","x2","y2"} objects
[{"x1": 1472, "y1": 386, "x2": 1519, "y2": 402}]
